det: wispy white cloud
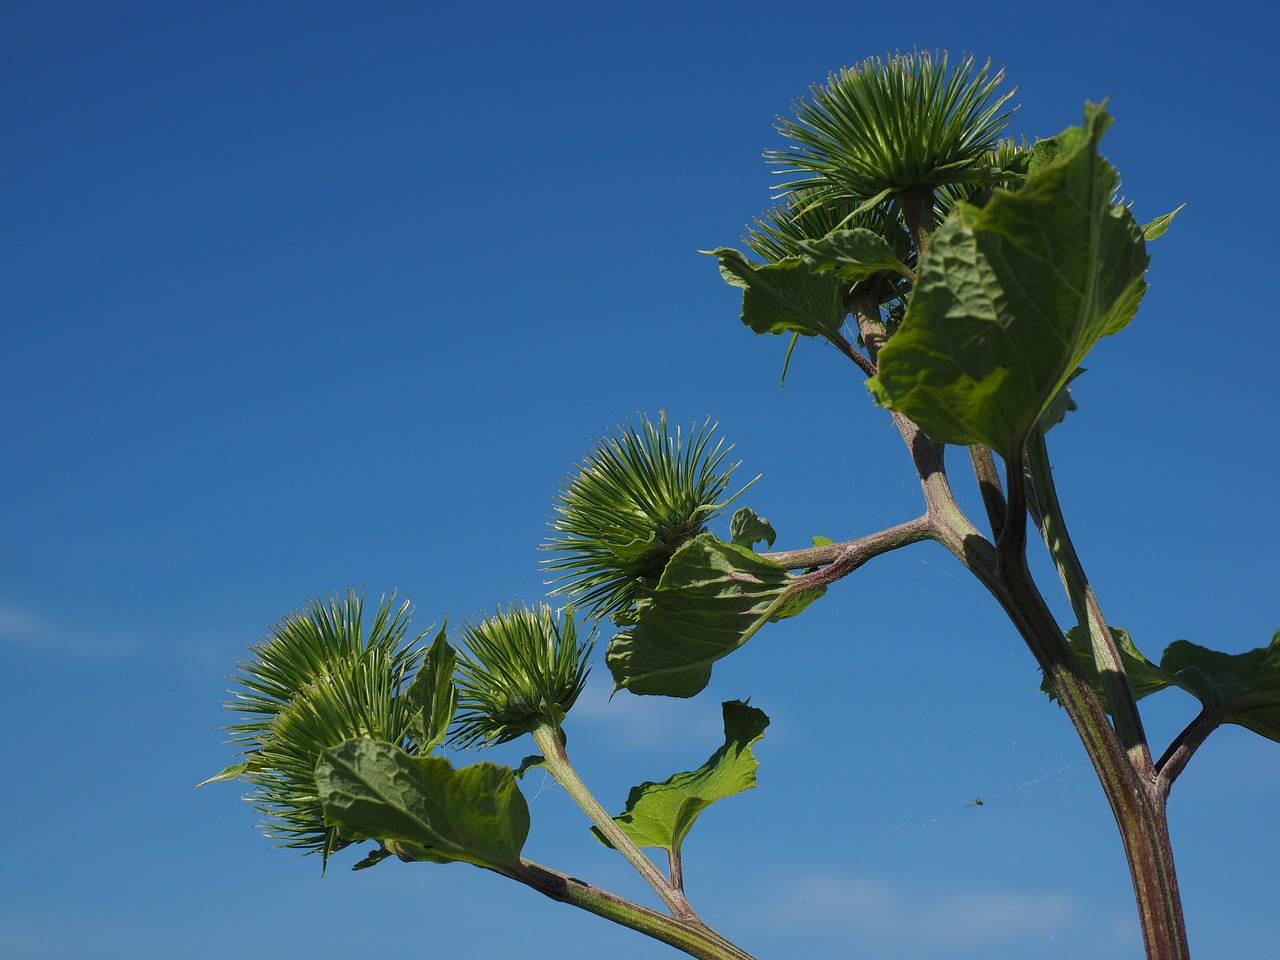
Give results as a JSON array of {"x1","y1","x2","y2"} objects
[
  {"x1": 759, "y1": 870, "x2": 1134, "y2": 953},
  {"x1": 569, "y1": 672, "x2": 724, "y2": 749},
  {"x1": 0, "y1": 599, "x2": 143, "y2": 661}
]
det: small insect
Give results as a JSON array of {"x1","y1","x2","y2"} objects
[{"x1": 965, "y1": 796, "x2": 984, "y2": 807}]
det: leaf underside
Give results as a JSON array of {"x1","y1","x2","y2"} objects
[
  {"x1": 606, "y1": 535, "x2": 823, "y2": 698},
  {"x1": 706, "y1": 247, "x2": 846, "y2": 340}
]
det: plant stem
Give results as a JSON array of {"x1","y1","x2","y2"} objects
[
  {"x1": 1023, "y1": 427, "x2": 1153, "y2": 769},
  {"x1": 898, "y1": 187, "x2": 936, "y2": 258},
  {"x1": 848, "y1": 288, "x2": 889, "y2": 370},
  {"x1": 531, "y1": 723, "x2": 698, "y2": 922},
  {"x1": 507, "y1": 859, "x2": 756, "y2": 960},
  {"x1": 967, "y1": 444, "x2": 1007, "y2": 540},
  {"x1": 765, "y1": 515, "x2": 934, "y2": 580},
  {"x1": 887, "y1": 415, "x2": 1189, "y2": 959},
  {"x1": 1155, "y1": 706, "x2": 1222, "y2": 799}
]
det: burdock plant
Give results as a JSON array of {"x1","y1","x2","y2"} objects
[
  {"x1": 451, "y1": 603, "x2": 592, "y2": 746},
  {"x1": 206, "y1": 51, "x2": 1275, "y2": 960},
  {"x1": 203, "y1": 591, "x2": 428, "y2": 861},
  {"x1": 543, "y1": 412, "x2": 751, "y2": 620}
]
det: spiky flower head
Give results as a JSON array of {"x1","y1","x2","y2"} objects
[
  {"x1": 452, "y1": 602, "x2": 593, "y2": 747},
  {"x1": 768, "y1": 51, "x2": 1016, "y2": 216},
  {"x1": 543, "y1": 413, "x2": 750, "y2": 620},
  {"x1": 218, "y1": 591, "x2": 427, "y2": 858}
]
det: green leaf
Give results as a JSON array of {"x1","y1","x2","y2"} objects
[
  {"x1": 593, "y1": 700, "x2": 769, "y2": 856},
  {"x1": 403, "y1": 627, "x2": 457, "y2": 755},
  {"x1": 1046, "y1": 627, "x2": 1176, "y2": 704},
  {"x1": 729, "y1": 507, "x2": 777, "y2": 549},
  {"x1": 1142, "y1": 203, "x2": 1184, "y2": 241},
  {"x1": 1050, "y1": 628, "x2": 1280, "y2": 744},
  {"x1": 1160, "y1": 636, "x2": 1280, "y2": 742},
  {"x1": 705, "y1": 247, "x2": 846, "y2": 340},
  {"x1": 792, "y1": 227, "x2": 912, "y2": 282},
  {"x1": 867, "y1": 104, "x2": 1149, "y2": 454},
  {"x1": 606, "y1": 535, "x2": 823, "y2": 697},
  {"x1": 316, "y1": 739, "x2": 529, "y2": 871}
]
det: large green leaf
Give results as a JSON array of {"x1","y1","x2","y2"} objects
[
  {"x1": 593, "y1": 700, "x2": 769, "y2": 856},
  {"x1": 792, "y1": 228, "x2": 912, "y2": 283},
  {"x1": 705, "y1": 247, "x2": 846, "y2": 340},
  {"x1": 403, "y1": 627, "x2": 457, "y2": 755},
  {"x1": 1050, "y1": 628, "x2": 1280, "y2": 743},
  {"x1": 316, "y1": 739, "x2": 529, "y2": 870},
  {"x1": 607, "y1": 535, "x2": 823, "y2": 697},
  {"x1": 867, "y1": 104, "x2": 1149, "y2": 454}
]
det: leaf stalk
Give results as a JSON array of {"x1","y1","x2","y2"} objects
[{"x1": 530, "y1": 723, "x2": 698, "y2": 922}]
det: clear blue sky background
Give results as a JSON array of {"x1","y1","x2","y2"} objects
[{"x1": 3, "y1": 3, "x2": 1276, "y2": 958}]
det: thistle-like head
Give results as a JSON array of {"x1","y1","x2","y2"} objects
[
  {"x1": 543, "y1": 412, "x2": 749, "y2": 620},
  {"x1": 218, "y1": 591, "x2": 426, "y2": 858},
  {"x1": 451, "y1": 602, "x2": 593, "y2": 747}
]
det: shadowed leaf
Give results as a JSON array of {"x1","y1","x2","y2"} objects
[
  {"x1": 793, "y1": 228, "x2": 912, "y2": 282},
  {"x1": 1048, "y1": 628, "x2": 1280, "y2": 743},
  {"x1": 729, "y1": 507, "x2": 777, "y2": 549},
  {"x1": 403, "y1": 627, "x2": 457, "y2": 755}
]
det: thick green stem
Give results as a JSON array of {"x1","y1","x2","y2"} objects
[
  {"x1": 507, "y1": 859, "x2": 756, "y2": 960},
  {"x1": 898, "y1": 187, "x2": 936, "y2": 258},
  {"x1": 1024, "y1": 428, "x2": 1153, "y2": 770},
  {"x1": 887, "y1": 415, "x2": 1188, "y2": 959},
  {"x1": 993, "y1": 552, "x2": 1188, "y2": 960},
  {"x1": 531, "y1": 724, "x2": 697, "y2": 921},
  {"x1": 967, "y1": 444, "x2": 1007, "y2": 540}
]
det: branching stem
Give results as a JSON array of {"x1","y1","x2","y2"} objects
[
  {"x1": 507, "y1": 859, "x2": 756, "y2": 960},
  {"x1": 881, "y1": 409, "x2": 1188, "y2": 960},
  {"x1": 763, "y1": 516, "x2": 933, "y2": 576},
  {"x1": 1155, "y1": 706, "x2": 1223, "y2": 800},
  {"x1": 530, "y1": 724, "x2": 698, "y2": 922},
  {"x1": 1024, "y1": 427, "x2": 1152, "y2": 769}
]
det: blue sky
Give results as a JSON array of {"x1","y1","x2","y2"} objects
[{"x1": 2, "y1": 2, "x2": 1276, "y2": 958}]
